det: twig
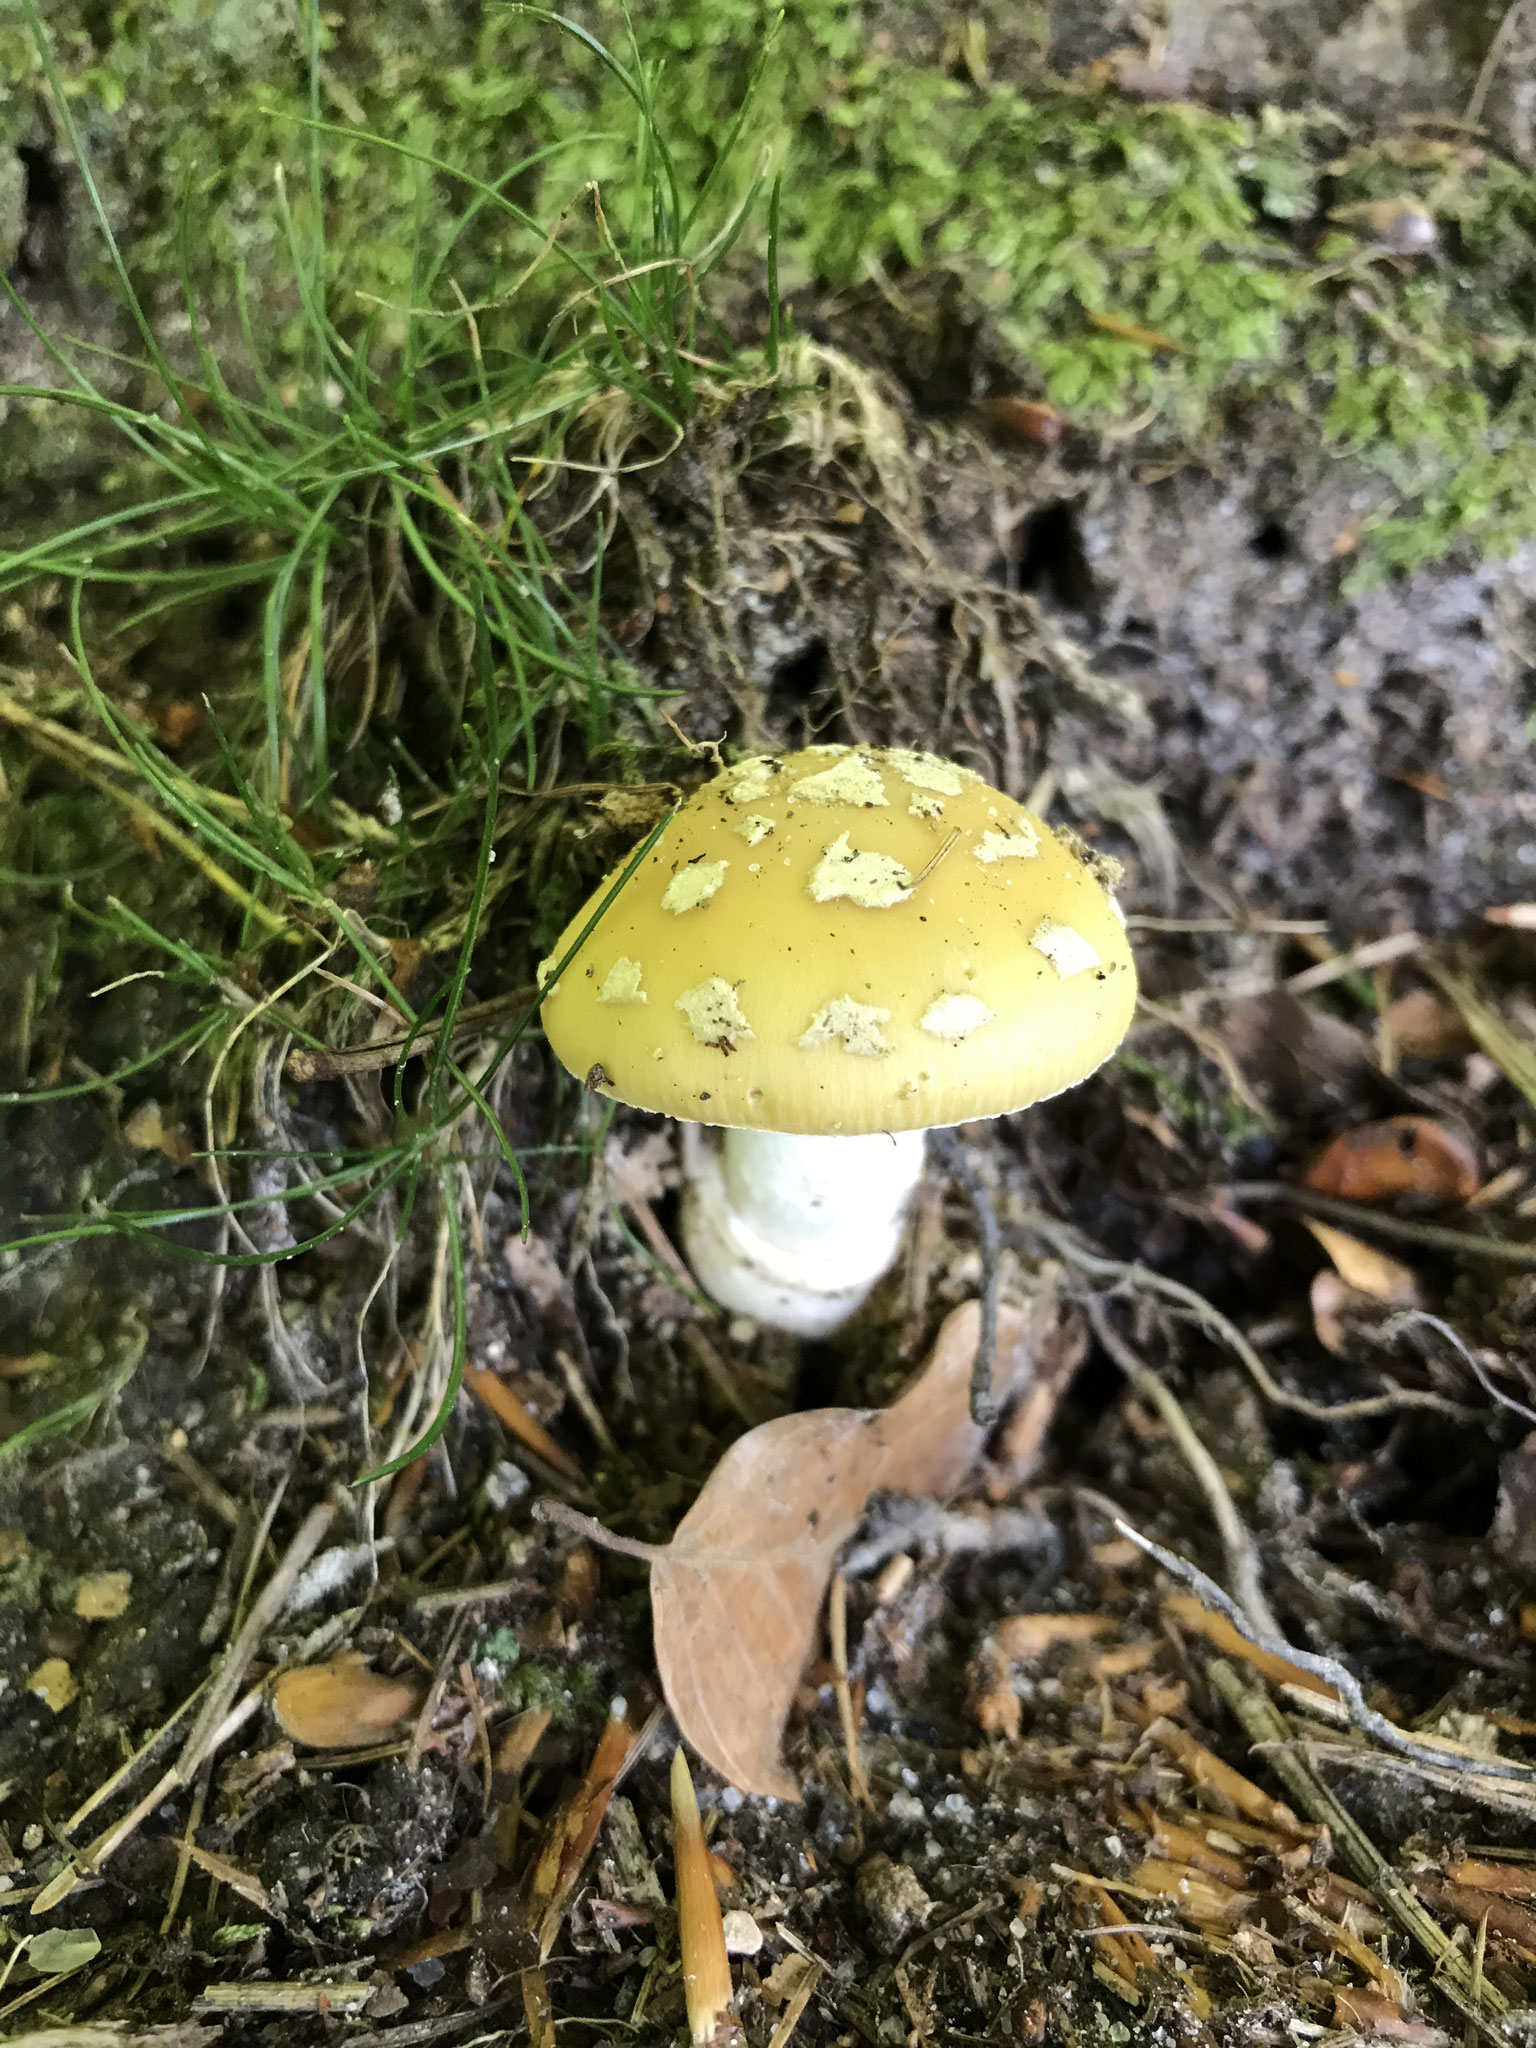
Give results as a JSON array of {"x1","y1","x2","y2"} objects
[
  {"x1": 930, "y1": 1130, "x2": 999, "y2": 1425},
  {"x1": 1206, "y1": 1659, "x2": 1509, "y2": 2043},
  {"x1": 1115, "y1": 1520, "x2": 1536, "y2": 1786},
  {"x1": 1022, "y1": 1207, "x2": 1467, "y2": 1419},
  {"x1": 828, "y1": 1572, "x2": 871, "y2": 1808},
  {"x1": 1466, "y1": 0, "x2": 1530, "y2": 124},
  {"x1": 1082, "y1": 1297, "x2": 1279, "y2": 1639},
  {"x1": 533, "y1": 1498, "x2": 668, "y2": 1564},
  {"x1": 1223, "y1": 1182, "x2": 1536, "y2": 1268},
  {"x1": 1385, "y1": 1308, "x2": 1536, "y2": 1426},
  {"x1": 285, "y1": 985, "x2": 535, "y2": 1080}
]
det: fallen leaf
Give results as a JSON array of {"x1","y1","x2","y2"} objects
[
  {"x1": 1304, "y1": 1116, "x2": 1479, "y2": 1203},
  {"x1": 993, "y1": 1613, "x2": 1116, "y2": 1659},
  {"x1": 464, "y1": 1365, "x2": 585, "y2": 1484},
  {"x1": 122, "y1": 1098, "x2": 194, "y2": 1167},
  {"x1": 1331, "y1": 1987, "x2": 1442, "y2": 2041},
  {"x1": 1303, "y1": 1220, "x2": 1421, "y2": 1304},
  {"x1": 26, "y1": 1927, "x2": 102, "y2": 1975},
  {"x1": 976, "y1": 396, "x2": 1065, "y2": 447},
  {"x1": 1310, "y1": 1268, "x2": 1357, "y2": 1356},
  {"x1": 651, "y1": 1299, "x2": 1028, "y2": 1799},
  {"x1": 1384, "y1": 987, "x2": 1472, "y2": 1059},
  {"x1": 270, "y1": 1655, "x2": 422, "y2": 1749}
]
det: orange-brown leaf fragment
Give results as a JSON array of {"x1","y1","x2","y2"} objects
[
  {"x1": 271, "y1": 1655, "x2": 422, "y2": 1749},
  {"x1": 652, "y1": 1299, "x2": 1028, "y2": 1799},
  {"x1": 1162, "y1": 1594, "x2": 1337, "y2": 1698},
  {"x1": 1303, "y1": 1220, "x2": 1420, "y2": 1305},
  {"x1": 1304, "y1": 1115, "x2": 1479, "y2": 1204}
]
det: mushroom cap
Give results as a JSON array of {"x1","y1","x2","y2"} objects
[{"x1": 539, "y1": 744, "x2": 1137, "y2": 1135}]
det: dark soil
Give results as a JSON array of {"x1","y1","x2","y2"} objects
[{"x1": 5, "y1": 6, "x2": 1536, "y2": 2047}]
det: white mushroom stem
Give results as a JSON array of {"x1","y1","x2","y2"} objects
[{"x1": 679, "y1": 1126, "x2": 928, "y2": 1338}]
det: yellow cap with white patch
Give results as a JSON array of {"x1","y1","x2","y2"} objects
[{"x1": 538, "y1": 744, "x2": 1137, "y2": 1135}]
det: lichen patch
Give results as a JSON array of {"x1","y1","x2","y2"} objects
[
  {"x1": 789, "y1": 753, "x2": 889, "y2": 808},
  {"x1": 675, "y1": 978, "x2": 754, "y2": 1048},
  {"x1": 974, "y1": 822, "x2": 1040, "y2": 863},
  {"x1": 920, "y1": 993, "x2": 995, "y2": 1040},
  {"x1": 597, "y1": 957, "x2": 647, "y2": 1005},
  {"x1": 661, "y1": 858, "x2": 728, "y2": 913},
  {"x1": 887, "y1": 747, "x2": 971, "y2": 796},
  {"x1": 1031, "y1": 918, "x2": 1101, "y2": 977},
  {"x1": 808, "y1": 834, "x2": 913, "y2": 908},
  {"x1": 909, "y1": 794, "x2": 945, "y2": 820},
  {"x1": 799, "y1": 995, "x2": 892, "y2": 1057},
  {"x1": 732, "y1": 813, "x2": 775, "y2": 846},
  {"x1": 724, "y1": 757, "x2": 781, "y2": 805}
]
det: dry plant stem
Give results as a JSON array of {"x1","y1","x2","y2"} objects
[
  {"x1": 828, "y1": 1572, "x2": 872, "y2": 1807},
  {"x1": 1119, "y1": 1520, "x2": 1536, "y2": 1786},
  {"x1": 1224, "y1": 1182, "x2": 1536, "y2": 1269},
  {"x1": 1023, "y1": 1208, "x2": 1466, "y2": 1419},
  {"x1": 284, "y1": 985, "x2": 535, "y2": 1080},
  {"x1": 1083, "y1": 1295, "x2": 1280, "y2": 1640},
  {"x1": 1206, "y1": 1659, "x2": 1509, "y2": 2042},
  {"x1": 930, "y1": 1129, "x2": 999, "y2": 1425},
  {"x1": 671, "y1": 1748, "x2": 744, "y2": 2048},
  {"x1": 765, "y1": 1964, "x2": 824, "y2": 2048}
]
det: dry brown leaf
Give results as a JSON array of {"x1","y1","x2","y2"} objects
[
  {"x1": 1303, "y1": 1115, "x2": 1479, "y2": 1204},
  {"x1": 464, "y1": 1364, "x2": 585, "y2": 1484},
  {"x1": 653, "y1": 1299, "x2": 1027, "y2": 1799},
  {"x1": 1331, "y1": 1987, "x2": 1438, "y2": 2039},
  {"x1": 994, "y1": 1612, "x2": 1116, "y2": 1659},
  {"x1": 1384, "y1": 987, "x2": 1472, "y2": 1059},
  {"x1": 1303, "y1": 1220, "x2": 1420, "y2": 1304},
  {"x1": 1310, "y1": 1268, "x2": 1358, "y2": 1356},
  {"x1": 270, "y1": 1655, "x2": 423, "y2": 1749}
]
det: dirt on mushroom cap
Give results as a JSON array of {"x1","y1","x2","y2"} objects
[{"x1": 538, "y1": 745, "x2": 1137, "y2": 1134}]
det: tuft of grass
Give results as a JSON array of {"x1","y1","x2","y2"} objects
[
  {"x1": 8, "y1": 3, "x2": 1534, "y2": 578},
  {"x1": 0, "y1": 2, "x2": 780, "y2": 1473}
]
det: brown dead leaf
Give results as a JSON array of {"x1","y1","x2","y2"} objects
[
  {"x1": 1304, "y1": 1116, "x2": 1479, "y2": 1204},
  {"x1": 976, "y1": 396, "x2": 1066, "y2": 447},
  {"x1": 270, "y1": 1655, "x2": 423, "y2": 1749},
  {"x1": 1303, "y1": 1220, "x2": 1420, "y2": 1304},
  {"x1": 1384, "y1": 987, "x2": 1472, "y2": 1058},
  {"x1": 1331, "y1": 1987, "x2": 1438, "y2": 2039},
  {"x1": 653, "y1": 1299, "x2": 1028, "y2": 1799}
]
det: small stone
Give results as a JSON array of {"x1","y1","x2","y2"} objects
[
  {"x1": 74, "y1": 1570, "x2": 133, "y2": 1621},
  {"x1": 721, "y1": 1909, "x2": 764, "y2": 1955},
  {"x1": 27, "y1": 1658, "x2": 78, "y2": 1713},
  {"x1": 856, "y1": 1852, "x2": 933, "y2": 1953}
]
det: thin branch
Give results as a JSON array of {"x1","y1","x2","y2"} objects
[
  {"x1": 930, "y1": 1130, "x2": 999, "y2": 1426},
  {"x1": 1116, "y1": 1518, "x2": 1536, "y2": 1786},
  {"x1": 1083, "y1": 1296, "x2": 1279, "y2": 1639},
  {"x1": 1023, "y1": 1208, "x2": 1464, "y2": 1421}
]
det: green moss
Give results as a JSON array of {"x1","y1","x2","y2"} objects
[{"x1": 8, "y1": 4, "x2": 1534, "y2": 577}]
